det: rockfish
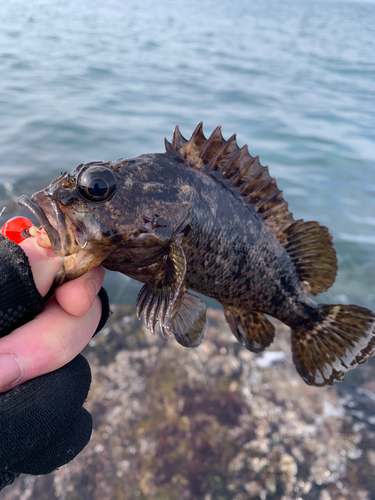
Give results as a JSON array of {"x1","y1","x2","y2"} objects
[{"x1": 19, "y1": 123, "x2": 375, "y2": 386}]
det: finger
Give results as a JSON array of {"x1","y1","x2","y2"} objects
[
  {"x1": 0, "y1": 295, "x2": 102, "y2": 392},
  {"x1": 19, "y1": 237, "x2": 61, "y2": 296},
  {"x1": 54, "y1": 266, "x2": 105, "y2": 317}
]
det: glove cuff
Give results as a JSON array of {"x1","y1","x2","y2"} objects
[{"x1": 0, "y1": 470, "x2": 20, "y2": 490}]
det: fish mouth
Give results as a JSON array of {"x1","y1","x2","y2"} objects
[{"x1": 18, "y1": 194, "x2": 83, "y2": 257}]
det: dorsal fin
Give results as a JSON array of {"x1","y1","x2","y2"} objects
[
  {"x1": 166, "y1": 122, "x2": 294, "y2": 232},
  {"x1": 165, "y1": 123, "x2": 338, "y2": 294}
]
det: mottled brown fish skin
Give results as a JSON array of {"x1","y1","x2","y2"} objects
[
  {"x1": 99, "y1": 153, "x2": 316, "y2": 326},
  {"x1": 175, "y1": 161, "x2": 315, "y2": 326},
  {"x1": 18, "y1": 124, "x2": 375, "y2": 387}
]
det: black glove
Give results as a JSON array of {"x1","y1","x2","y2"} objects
[
  {"x1": 0, "y1": 236, "x2": 110, "y2": 490},
  {"x1": 0, "y1": 355, "x2": 92, "y2": 489}
]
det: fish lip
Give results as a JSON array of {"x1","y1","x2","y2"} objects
[
  {"x1": 18, "y1": 194, "x2": 84, "y2": 256},
  {"x1": 19, "y1": 194, "x2": 62, "y2": 249}
]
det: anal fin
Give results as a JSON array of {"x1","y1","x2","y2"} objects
[
  {"x1": 171, "y1": 292, "x2": 207, "y2": 347},
  {"x1": 223, "y1": 306, "x2": 275, "y2": 353}
]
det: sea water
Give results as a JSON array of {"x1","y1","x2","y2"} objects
[{"x1": 1, "y1": 0, "x2": 374, "y2": 308}]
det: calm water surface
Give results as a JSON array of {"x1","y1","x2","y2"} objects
[{"x1": 0, "y1": 0, "x2": 374, "y2": 309}]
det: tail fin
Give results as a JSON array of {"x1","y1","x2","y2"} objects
[{"x1": 291, "y1": 304, "x2": 375, "y2": 386}]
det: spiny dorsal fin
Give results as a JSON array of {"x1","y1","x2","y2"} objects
[
  {"x1": 165, "y1": 123, "x2": 338, "y2": 294},
  {"x1": 166, "y1": 122, "x2": 294, "y2": 231},
  {"x1": 169, "y1": 123, "x2": 206, "y2": 168}
]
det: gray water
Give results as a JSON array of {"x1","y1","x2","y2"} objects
[{"x1": 0, "y1": 0, "x2": 374, "y2": 310}]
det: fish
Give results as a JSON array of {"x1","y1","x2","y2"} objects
[{"x1": 19, "y1": 123, "x2": 375, "y2": 386}]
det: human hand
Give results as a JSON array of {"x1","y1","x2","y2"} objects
[
  {"x1": 0, "y1": 236, "x2": 105, "y2": 393},
  {"x1": 0, "y1": 234, "x2": 110, "y2": 489}
]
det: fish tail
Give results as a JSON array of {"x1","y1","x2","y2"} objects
[{"x1": 291, "y1": 304, "x2": 375, "y2": 386}]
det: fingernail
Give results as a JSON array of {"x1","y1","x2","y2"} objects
[
  {"x1": 0, "y1": 354, "x2": 23, "y2": 390},
  {"x1": 87, "y1": 279, "x2": 99, "y2": 298}
]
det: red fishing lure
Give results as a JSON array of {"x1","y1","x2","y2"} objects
[
  {"x1": 1, "y1": 216, "x2": 51, "y2": 248},
  {"x1": 1, "y1": 216, "x2": 34, "y2": 244}
]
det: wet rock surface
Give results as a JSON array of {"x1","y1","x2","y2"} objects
[{"x1": 3, "y1": 305, "x2": 375, "y2": 500}]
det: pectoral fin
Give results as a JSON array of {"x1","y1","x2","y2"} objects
[
  {"x1": 223, "y1": 306, "x2": 275, "y2": 353},
  {"x1": 136, "y1": 237, "x2": 186, "y2": 338},
  {"x1": 136, "y1": 236, "x2": 207, "y2": 347}
]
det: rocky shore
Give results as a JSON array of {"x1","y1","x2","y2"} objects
[{"x1": 3, "y1": 305, "x2": 375, "y2": 500}]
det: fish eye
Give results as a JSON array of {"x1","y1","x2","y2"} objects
[{"x1": 77, "y1": 166, "x2": 118, "y2": 202}]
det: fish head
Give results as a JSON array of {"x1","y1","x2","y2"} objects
[
  {"x1": 19, "y1": 155, "x2": 193, "y2": 283},
  {"x1": 19, "y1": 160, "x2": 127, "y2": 283}
]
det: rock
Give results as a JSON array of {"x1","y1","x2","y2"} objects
[{"x1": 3, "y1": 305, "x2": 375, "y2": 499}]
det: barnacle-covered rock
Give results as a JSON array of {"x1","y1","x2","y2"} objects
[{"x1": 3, "y1": 306, "x2": 375, "y2": 500}]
